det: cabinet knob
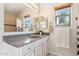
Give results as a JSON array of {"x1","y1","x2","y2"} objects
[{"x1": 29, "y1": 48, "x2": 31, "y2": 49}]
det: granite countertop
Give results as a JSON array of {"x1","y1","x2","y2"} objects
[{"x1": 3, "y1": 34, "x2": 49, "y2": 48}]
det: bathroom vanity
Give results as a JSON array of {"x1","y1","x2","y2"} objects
[{"x1": 3, "y1": 34, "x2": 49, "y2": 56}]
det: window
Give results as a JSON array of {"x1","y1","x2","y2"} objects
[
  {"x1": 55, "y1": 7, "x2": 71, "y2": 26},
  {"x1": 25, "y1": 16, "x2": 31, "y2": 31}
]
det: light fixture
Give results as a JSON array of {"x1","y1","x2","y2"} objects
[{"x1": 24, "y1": 3, "x2": 38, "y2": 12}]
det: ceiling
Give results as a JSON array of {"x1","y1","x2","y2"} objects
[
  {"x1": 4, "y1": 3, "x2": 61, "y2": 16},
  {"x1": 4, "y1": 3, "x2": 27, "y2": 16}
]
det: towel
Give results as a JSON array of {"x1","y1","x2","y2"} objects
[{"x1": 54, "y1": 27, "x2": 70, "y2": 48}]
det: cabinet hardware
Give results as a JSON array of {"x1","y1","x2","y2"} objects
[{"x1": 29, "y1": 48, "x2": 31, "y2": 49}]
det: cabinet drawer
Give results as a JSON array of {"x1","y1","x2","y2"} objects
[
  {"x1": 35, "y1": 44, "x2": 42, "y2": 56},
  {"x1": 24, "y1": 51, "x2": 34, "y2": 56},
  {"x1": 20, "y1": 42, "x2": 34, "y2": 56},
  {"x1": 35, "y1": 39, "x2": 42, "y2": 48}
]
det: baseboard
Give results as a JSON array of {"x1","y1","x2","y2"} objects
[{"x1": 48, "y1": 51, "x2": 63, "y2": 56}]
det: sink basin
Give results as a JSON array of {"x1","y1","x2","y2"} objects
[
  {"x1": 30, "y1": 36, "x2": 41, "y2": 38},
  {"x1": 30, "y1": 35, "x2": 41, "y2": 38}
]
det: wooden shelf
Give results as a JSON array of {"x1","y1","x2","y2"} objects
[{"x1": 4, "y1": 24, "x2": 16, "y2": 26}]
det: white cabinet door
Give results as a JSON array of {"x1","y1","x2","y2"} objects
[
  {"x1": 35, "y1": 45, "x2": 42, "y2": 56},
  {"x1": 45, "y1": 36, "x2": 49, "y2": 54},
  {"x1": 42, "y1": 41, "x2": 48, "y2": 56},
  {"x1": 43, "y1": 43, "x2": 46, "y2": 56},
  {"x1": 42, "y1": 36, "x2": 49, "y2": 56},
  {"x1": 20, "y1": 42, "x2": 34, "y2": 56},
  {"x1": 24, "y1": 51, "x2": 34, "y2": 56}
]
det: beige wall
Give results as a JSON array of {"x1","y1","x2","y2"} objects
[
  {"x1": 39, "y1": 4, "x2": 52, "y2": 33},
  {"x1": 39, "y1": 3, "x2": 57, "y2": 34},
  {"x1": 4, "y1": 11, "x2": 17, "y2": 32},
  {"x1": 70, "y1": 3, "x2": 78, "y2": 55},
  {"x1": 0, "y1": 3, "x2": 6, "y2": 55},
  {"x1": 0, "y1": 3, "x2": 4, "y2": 33}
]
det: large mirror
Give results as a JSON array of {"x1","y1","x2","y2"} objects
[
  {"x1": 4, "y1": 3, "x2": 38, "y2": 32},
  {"x1": 34, "y1": 16, "x2": 48, "y2": 32}
]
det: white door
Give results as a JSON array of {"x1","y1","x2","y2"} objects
[{"x1": 35, "y1": 45, "x2": 42, "y2": 56}]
